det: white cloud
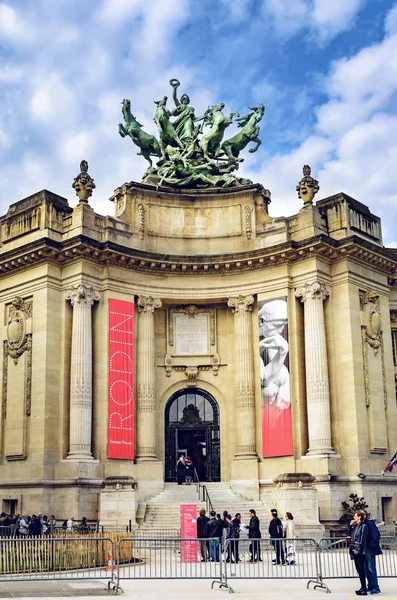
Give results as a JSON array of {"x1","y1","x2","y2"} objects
[
  {"x1": 0, "y1": 3, "x2": 35, "y2": 44},
  {"x1": 312, "y1": 0, "x2": 363, "y2": 43},
  {"x1": 246, "y1": 12, "x2": 397, "y2": 244},
  {"x1": 30, "y1": 73, "x2": 77, "y2": 125},
  {"x1": 262, "y1": 0, "x2": 364, "y2": 43},
  {"x1": 385, "y1": 2, "x2": 397, "y2": 35}
]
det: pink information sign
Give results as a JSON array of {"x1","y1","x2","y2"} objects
[{"x1": 180, "y1": 504, "x2": 197, "y2": 562}]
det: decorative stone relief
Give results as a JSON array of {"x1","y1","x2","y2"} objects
[
  {"x1": 164, "y1": 353, "x2": 173, "y2": 376},
  {"x1": 102, "y1": 476, "x2": 137, "y2": 491},
  {"x1": 185, "y1": 367, "x2": 198, "y2": 387},
  {"x1": 360, "y1": 290, "x2": 387, "y2": 411},
  {"x1": 360, "y1": 291, "x2": 381, "y2": 355},
  {"x1": 244, "y1": 205, "x2": 253, "y2": 239},
  {"x1": 168, "y1": 305, "x2": 216, "y2": 347},
  {"x1": 137, "y1": 204, "x2": 145, "y2": 239},
  {"x1": 390, "y1": 311, "x2": 397, "y2": 323},
  {"x1": 2, "y1": 297, "x2": 33, "y2": 418},
  {"x1": 164, "y1": 305, "x2": 221, "y2": 379}
]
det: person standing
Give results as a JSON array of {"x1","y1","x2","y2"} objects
[
  {"x1": 205, "y1": 511, "x2": 222, "y2": 563},
  {"x1": 269, "y1": 509, "x2": 285, "y2": 565},
  {"x1": 48, "y1": 515, "x2": 57, "y2": 534},
  {"x1": 349, "y1": 510, "x2": 368, "y2": 596},
  {"x1": 231, "y1": 513, "x2": 241, "y2": 563},
  {"x1": 176, "y1": 456, "x2": 185, "y2": 485},
  {"x1": 29, "y1": 514, "x2": 42, "y2": 537},
  {"x1": 197, "y1": 508, "x2": 210, "y2": 562},
  {"x1": 363, "y1": 511, "x2": 382, "y2": 596},
  {"x1": 283, "y1": 512, "x2": 296, "y2": 565},
  {"x1": 247, "y1": 509, "x2": 261, "y2": 562},
  {"x1": 185, "y1": 457, "x2": 193, "y2": 485},
  {"x1": 66, "y1": 516, "x2": 74, "y2": 535},
  {"x1": 224, "y1": 515, "x2": 234, "y2": 563}
]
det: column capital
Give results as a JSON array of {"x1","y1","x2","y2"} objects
[
  {"x1": 295, "y1": 280, "x2": 330, "y2": 303},
  {"x1": 65, "y1": 285, "x2": 100, "y2": 307},
  {"x1": 138, "y1": 296, "x2": 162, "y2": 313},
  {"x1": 227, "y1": 295, "x2": 254, "y2": 313}
]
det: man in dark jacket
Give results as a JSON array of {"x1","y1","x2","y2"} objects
[
  {"x1": 231, "y1": 513, "x2": 241, "y2": 563},
  {"x1": 205, "y1": 510, "x2": 223, "y2": 562},
  {"x1": 29, "y1": 514, "x2": 43, "y2": 537},
  {"x1": 197, "y1": 508, "x2": 210, "y2": 562},
  {"x1": 269, "y1": 509, "x2": 285, "y2": 565},
  {"x1": 363, "y1": 512, "x2": 382, "y2": 595},
  {"x1": 349, "y1": 510, "x2": 368, "y2": 596},
  {"x1": 247, "y1": 509, "x2": 261, "y2": 562}
]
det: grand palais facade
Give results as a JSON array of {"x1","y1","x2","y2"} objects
[{"x1": 0, "y1": 165, "x2": 396, "y2": 528}]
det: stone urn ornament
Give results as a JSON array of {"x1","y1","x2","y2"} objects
[
  {"x1": 296, "y1": 165, "x2": 319, "y2": 205},
  {"x1": 72, "y1": 160, "x2": 96, "y2": 204}
]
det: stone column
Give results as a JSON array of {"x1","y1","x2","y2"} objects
[
  {"x1": 136, "y1": 296, "x2": 162, "y2": 461},
  {"x1": 227, "y1": 295, "x2": 257, "y2": 458},
  {"x1": 295, "y1": 280, "x2": 334, "y2": 455},
  {"x1": 65, "y1": 284, "x2": 100, "y2": 460}
]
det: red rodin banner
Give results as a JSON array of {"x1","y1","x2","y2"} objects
[
  {"x1": 108, "y1": 299, "x2": 135, "y2": 459},
  {"x1": 258, "y1": 296, "x2": 293, "y2": 457}
]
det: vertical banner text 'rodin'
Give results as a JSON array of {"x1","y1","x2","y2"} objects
[{"x1": 108, "y1": 299, "x2": 134, "y2": 459}]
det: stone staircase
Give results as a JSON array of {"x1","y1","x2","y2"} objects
[{"x1": 141, "y1": 482, "x2": 269, "y2": 533}]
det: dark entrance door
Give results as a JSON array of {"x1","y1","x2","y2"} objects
[{"x1": 164, "y1": 389, "x2": 220, "y2": 482}]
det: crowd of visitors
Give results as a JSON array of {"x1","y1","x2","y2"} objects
[
  {"x1": 196, "y1": 507, "x2": 296, "y2": 565},
  {"x1": 0, "y1": 512, "x2": 91, "y2": 536}
]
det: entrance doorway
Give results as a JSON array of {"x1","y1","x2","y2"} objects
[{"x1": 164, "y1": 389, "x2": 220, "y2": 482}]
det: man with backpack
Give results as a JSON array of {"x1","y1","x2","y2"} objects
[
  {"x1": 269, "y1": 509, "x2": 285, "y2": 565},
  {"x1": 363, "y1": 511, "x2": 382, "y2": 596}
]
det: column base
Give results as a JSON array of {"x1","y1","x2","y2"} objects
[
  {"x1": 65, "y1": 452, "x2": 96, "y2": 461},
  {"x1": 305, "y1": 448, "x2": 336, "y2": 458},
  {"x1": 234, "y1": 451, "x2": 259, "y2": 460},
  {"x1": 135, "y1": 454, "x2": 159, "y2": 462}
]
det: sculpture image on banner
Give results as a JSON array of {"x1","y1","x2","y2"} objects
[{"x1": 258, "y1": 297, "x2": 293, "y2": 457}]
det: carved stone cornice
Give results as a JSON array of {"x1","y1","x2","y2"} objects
[
  {"x1": 227, "y1": 295, "x2": 255, "y2": 312},
  {"x1": 0, "y1": 232, "x2": 396, "y2": 277},
  {"x1": 65, "y1": 285, "x2": 100, "y2": 306},
  {"x1": 295, "y1": 280, "x2": 330, "y2": 303},
  {"x1": 138, "y1": 296, "x2": 162, "y2": 313}
]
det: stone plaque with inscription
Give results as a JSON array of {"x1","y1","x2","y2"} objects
[{"x1": 175, "y1": 314, "x2": 208, "y2": 355}]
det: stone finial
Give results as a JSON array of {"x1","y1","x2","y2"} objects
[
  {"x1": 296, "y1": 164, "x2": 319, "y2": 205},
  {"x1": 72, "y1": 160, "x2": 96, "y2": 204}
]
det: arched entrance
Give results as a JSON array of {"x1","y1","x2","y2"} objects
[{"x1": 164, "y1": 388, "x2": 220, "y2": 482}]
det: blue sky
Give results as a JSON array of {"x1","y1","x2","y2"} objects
[{"x1": 1, "y1": 0, "x2": 397, "y2": 245}]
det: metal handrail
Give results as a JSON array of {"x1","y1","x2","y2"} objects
[
  {"x1": 193, "y1": 468, "x2": 200, "y2": 494},
  {"x1": 200, "y1": 484, "x2": 214, "y2": 514}
]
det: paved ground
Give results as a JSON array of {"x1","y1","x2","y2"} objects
[{"x1": 0, "y1": 578, "x2": 396, "y2": 599}]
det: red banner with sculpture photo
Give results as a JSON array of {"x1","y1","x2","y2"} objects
[
  {"x1": 258, "y1": 296, "x2": 293, "y2": 457},
  {"x1": 108, "y1": 298, "x2": 135, "y2": 459}
]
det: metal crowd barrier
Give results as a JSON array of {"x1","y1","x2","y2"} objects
[
  {"x1": 0, "y1": 536, "x2": 117, "y2": 588},
  {"x1": 132, "y1": 528, "x2": 181, "y2": 539},
  {"x1": 0, "y1": 535, "x2": 395, "y2": 594},
  {"x1": 318, "y1": 537, "x2": 397, "y2": 581},
  {"x1": 115, "y1": 538, "x2": 225, "y2": 592},
  {"x1": 222, "y1": 538, "x2": 327, "y2": 593}
]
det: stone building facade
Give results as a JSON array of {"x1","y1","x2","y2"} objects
[{"x1": 0, "y1": 174, "x2": 396, "y2": 526}]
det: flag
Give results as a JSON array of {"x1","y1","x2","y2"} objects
[{"x1": 381, "y1": 451, "x2": 397, "y2": 475}]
